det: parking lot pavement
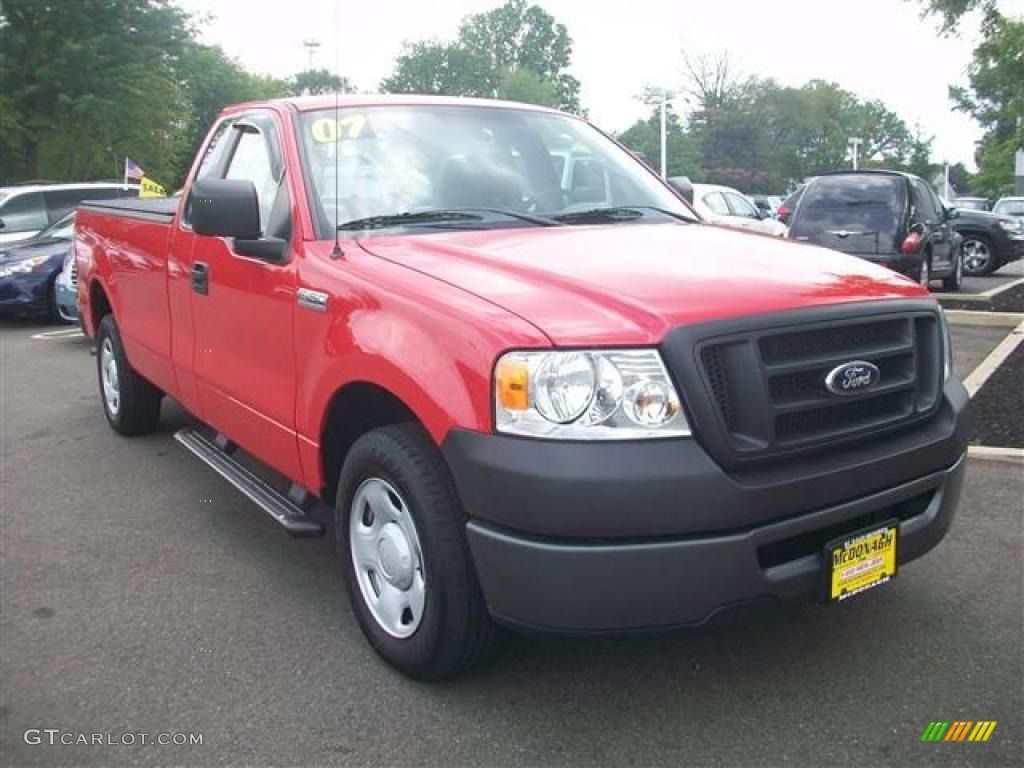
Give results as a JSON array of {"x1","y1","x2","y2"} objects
[
  {"x1": 957, "y1": 260, "x2": 1024, "y2": 296},
  {"x1": 2, "y1": 319, "x2": 1021, "y2": 768},
  {"x1": 949, "y1": 322, "x2": 1015, "y2": 378}
]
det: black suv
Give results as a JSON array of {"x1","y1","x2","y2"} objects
[
  {"x1": 787, "y1": 171, "x2": 963, "y2": 291},
  {"x1": 940, "y1": 201, "x2": 1024, "y2": 276}
]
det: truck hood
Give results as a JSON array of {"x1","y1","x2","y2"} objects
[{"x1": 357, "y1": 222, "x2": 929, "y2": 345}]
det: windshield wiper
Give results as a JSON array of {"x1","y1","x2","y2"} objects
[
  {"x1": 552, "y1": 206, "x2": 692, "y2": 225},
  {"x1": 337, "y1": 208, "x2": 562, "y2": 231}
]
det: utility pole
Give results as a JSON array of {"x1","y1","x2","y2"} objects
[
  {"x1": 849, "y1": 138, "x2": 863, "y2": 171},
  {"x1": 640, "y1": 87, "x2": 676, "y2": 179},
  {"x1": 302, "y1": 39, "x2": 321, "y2": 71}
]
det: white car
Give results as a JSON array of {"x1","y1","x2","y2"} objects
[
  {"x1": 689, "y1": 183, "x2": 788, "y2": 237},
  {"x1": 0, "y1": 182, "x2": 139, "y2": 244},
  {"x1": 993, "y1": 196, "x2": 1024, "y2": 226}
]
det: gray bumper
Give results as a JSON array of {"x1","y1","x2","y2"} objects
[{"x1": 466, "y1": 452, "x2": 966, "y2": 633}]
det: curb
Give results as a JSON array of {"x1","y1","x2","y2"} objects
[
  {"x1": 967, "y1": 445, "x2": 1024, "y2": 464},
  {"x1": 945, "y1": 310, "x2": 1024, "y2": 328}
]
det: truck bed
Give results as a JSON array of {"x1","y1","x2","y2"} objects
[{"x1": 78, "y1": 196, "x2": 178, "y2": 222}]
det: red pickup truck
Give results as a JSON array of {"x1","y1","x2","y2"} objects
[{"x1": 75, "y1": 95, "x2": 968, "y2": 679}]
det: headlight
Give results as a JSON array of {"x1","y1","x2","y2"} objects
[
  {"x1": 495, "y1": 349, "x2": 691, "y2": 439},
  {"x1": 940, "y1": 309, "x2": 953, "y2": 381},
  {"x1": 997, "y1": 218, "x2": 1022, "y2": 232},
  {"x1": 0, "y1": 254, "x2": 51, "y2": 278}
]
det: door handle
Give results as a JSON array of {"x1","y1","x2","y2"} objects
[{"x1": 191, "y1": 261, "x2": 209, "y2": 295}]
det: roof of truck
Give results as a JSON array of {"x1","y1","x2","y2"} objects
[{"x1": 223, "y1": 93, "x2": 565, "y2": 116}]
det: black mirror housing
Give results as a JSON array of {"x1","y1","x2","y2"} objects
[{"x1": 191, "y1": 179, "x2": 261, "y2": 240}]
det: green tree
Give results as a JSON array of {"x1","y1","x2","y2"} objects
[
  {"x1": 287, "y1": 68, "x2": 354, "y2": 97},
  {"x1": 381, "y1": 40, "x2": 496, "y2": 97},
  {"x1": 176, "y1": 43, "x2": 286, "y2": 185},
  {"x1": 0, "y1": 0, "x2": 193, "y2": 184},
  {"x1": 458, "y1": 0, "x2": 580, "y2": 112},
  {"x1": 949, "y1": 12, "x2": 1023, "y2": 197},
  {"x1": 617, "y1": 106, "x2": 704, "y2": 180},
  {"x1": 381, "y1": 1, "x2": 580, "y2": 112}
]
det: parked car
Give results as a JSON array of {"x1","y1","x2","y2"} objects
[
  {"x1": 0, "y1": 211, "x2": 77, "y2": 321},
  {"x1": 687, "y1": 182, "x2": 788, "y2": 236},
  {"x1": 941, "y1": 198, "x2": 1024, "y2": 276},
  {"x1": 952, "y1": 196, "x2": 991, "y2": 212},
  {"x1": 55, "y1": 248, "x2": 79, "y2": 322},
  {"x1": 751, "y1": 194, "x2": 783, "y2": 219},
  {"x1": 76, "y1": 95, "x2": 966, "y2": 680},
  {"x1": 993, "y1": 197, "x2": 1024, "y2": 225},
  {"x1": 788, "y1": 171, "x2": 963, "y2": 290},
  {"x1": 777, "y1": 186, "x2": 806, "y2": 225},
  {"x1": 0, "y1": 182, "x2": 138, "y2": 244}
]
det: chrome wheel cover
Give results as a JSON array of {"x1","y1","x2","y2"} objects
[
  {"x1": 349, "y1": 478, "x2": 426, "y2": 638},
  {"x1": 962, "y1": 239, "x2": 992, "y2": 274},
  {"x1": 100, "y1": 338, "x2": 120, "y2": 416}
]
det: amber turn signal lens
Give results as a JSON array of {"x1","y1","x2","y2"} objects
[{"x1": 496, "y1": 359, "x2": 529, "y2": 411}]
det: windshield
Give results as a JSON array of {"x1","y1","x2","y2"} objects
[
  {"x1": 994, "y1": 199, "x2": 1024, "y2": 217},
  {"x1": 789, "y1": 175, "x2": 906, "y2": 254},
  {"x1": 37, "y1": 212, "x2": 75, "y2": 240},
  {"x1": 298, "y1": 105, "x2": 693, "y2": 236}
]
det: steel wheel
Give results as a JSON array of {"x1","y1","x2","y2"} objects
[
  {"x1": 100, "y1": 337, "x2": 120, "y2": 416},
  {"x1": 349, "y1": 477, "x2": 426, "y2": 638},
  {"x1": 962, "y1": 238, "x2": 993, "y2": 275},
  {"x1": 918, "y1": 257, "x2": 931, "y2": 287}
]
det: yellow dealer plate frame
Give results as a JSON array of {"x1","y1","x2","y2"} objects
[{"x1": 826, "y1": 521, "x2": 898, "y2": 602}]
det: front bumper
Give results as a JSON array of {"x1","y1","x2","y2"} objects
[
  {"x1": 443, "y1": 379, "x2": 968, "y2": 632},
  {"x1": 0, "y1": 271, "x2": 53, "y2": 316},
  {"x1": 54, "y1": 276, "x2": 78, "y2": 321}
]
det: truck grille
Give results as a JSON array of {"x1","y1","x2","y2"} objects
[{"x1": 663, "y1": 304, "x2": 945, "y2": 467}]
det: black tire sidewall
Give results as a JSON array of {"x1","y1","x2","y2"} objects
[
  {"x1": 97, "y1": 314, "x2": 127, "y2": 430},
  {"x1": 335, "y1": 426, "x2": 475, "y2": 679}
]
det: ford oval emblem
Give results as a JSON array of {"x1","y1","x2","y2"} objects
[{"x1": 824, "y1": 360, "x2": 880, "y2": 396}]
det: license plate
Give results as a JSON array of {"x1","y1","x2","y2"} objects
[{"x1": 826, "y1": 521, "x2": 898, "y2": 602}]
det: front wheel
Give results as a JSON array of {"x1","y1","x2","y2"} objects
[
  {"x1": 96, "y1": 314, "x2": 163, "y2": 435},
  {"x1": 336, "y1": 423, "x2": 497, "y2": 680},
  {"x1": 962, "y1": 235, "x2": 996, "y2": 276}
]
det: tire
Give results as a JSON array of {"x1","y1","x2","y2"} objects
[
  {"x1": 336, "y1": 423, "x2": 497, "y2": 680},
  {"x1": 961, "y1": 235, "x2": 996, "y2": 276},
  {"x1": 942, "y1": 248, "x2": 964, "y2": 291},
  {"x1": 96, "y1": 313, "x2": 162, "y2": 435},
  {"x1": 916, "y1": 256, "x2": 931, "y2": 288}
]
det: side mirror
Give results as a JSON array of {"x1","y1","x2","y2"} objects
[
  {"x1": 191, "y1": 179, "x2": 261, "y2": 239},
  {"x1": 667, "y1": 176, "x2": 694, "y2": 205},
  {"x1": 0, "y1": 218, "x2": 6, "y2": 230},
  {"x1": 946, "y1": 207, "x2": 959, "y2": 220},
  {"x1": 190, "y1": 178, "x2": 286, "y2": 262}
]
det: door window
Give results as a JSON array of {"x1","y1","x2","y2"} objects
[
  {"x1": 703, "y1": 192, "x2": 730, "y2": 216},
  {"x1": 0, "y1": 192, "x2": 47, "y2": 233},
  {"x1": 225, "y1": 128, "x2": 279, "y2": 233},
  {"x1": 724, "y1": 191, "x2": 760, "y2": 219},
  {"x1": 911, "y1": 180, "x2": 939, "y2": 223}
]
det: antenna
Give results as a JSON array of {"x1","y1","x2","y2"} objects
[{"x1": 329, "y1": 3, "x2": 343, "y2": 259}]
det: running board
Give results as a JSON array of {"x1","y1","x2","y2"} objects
[{"x1": 174, "y1": 427, "x2": 325, "y2": 537}]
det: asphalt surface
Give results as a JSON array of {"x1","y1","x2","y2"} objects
[
  {"x1": 1, "y1": 319, "x2": 1022, "y2": 768},
  {"x1": 955, "y1": 259, "x2": 1023, "y2": 296}
]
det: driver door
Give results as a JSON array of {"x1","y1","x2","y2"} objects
[{"x1": 188, "y1": 112, "x2": 303, "y2": 481}]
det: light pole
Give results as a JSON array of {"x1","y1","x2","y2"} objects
[
  {"x1": 849, "y1": 137, "x2": 863, "y2": 171},
  {"x1": 641, "y1": 87, "x2": 676, "y2": 179},
  {"x1": 302, "y1": 39, "x2": 321, "y2": 71}
]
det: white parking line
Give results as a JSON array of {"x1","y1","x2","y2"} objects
[
  {"x1": 962, "y1": 319, "x2": 1024, "y2": 398},
  {"x1": 933, "y1": 276, "x2": 1024, "y2": 302},
  {"x1": 967, "y1": 445, "x2": 1024, "y2": 463},
  {"x1": 30, "y1": 328, "x2": 84, "y2": 340},
  {"x1": 945, "y1": 310, "x2": 1024, "y2": 327}
]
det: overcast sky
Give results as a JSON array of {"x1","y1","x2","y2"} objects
[{"x1": 181, "y1": 0, "x2": 1024, "y2": 170}]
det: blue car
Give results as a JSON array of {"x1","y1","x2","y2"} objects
[{"x1": 0, "y1": 212, "x2": 75, "y2": 322}]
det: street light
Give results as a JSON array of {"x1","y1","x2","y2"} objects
[
  {"x1": 302, "y1": 39, "x2": 321, "y2": 71},
  {"x1": 849, "y1": 137, "x2": 863, "y2": 171},
  {"x1": 641, "y1": 86, "x2": 677, "y2": 179}
]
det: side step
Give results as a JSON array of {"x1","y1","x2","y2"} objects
[{"x1": 174, "y1": 427, "x2": 325, "y2": 537}]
